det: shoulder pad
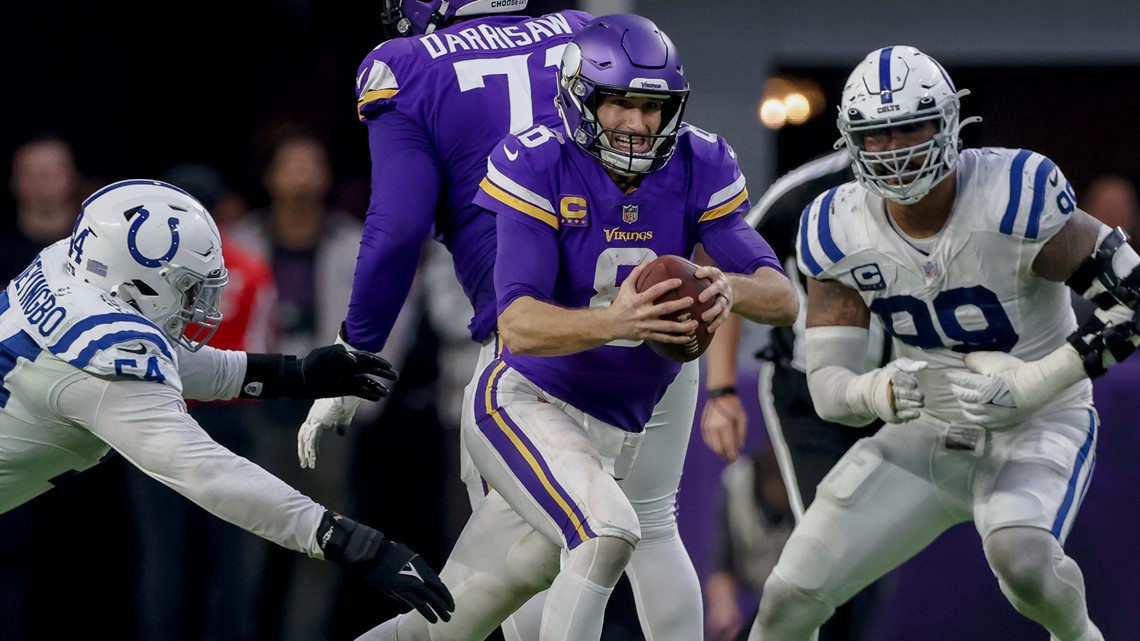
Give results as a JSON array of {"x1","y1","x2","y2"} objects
[
  {"x1": 985, "y1": 148, "x2": 1076, "y2": 242},
  {"x1": 797, "y1": 183, "x2": 864, "y2": 278},
  {"x1": 356, "y1": 38, "x2": 418, "y2": 120}
]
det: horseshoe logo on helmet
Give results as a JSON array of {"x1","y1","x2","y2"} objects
[{"x1": 126, "y1": 206, "x2": 181, "y2": 267}]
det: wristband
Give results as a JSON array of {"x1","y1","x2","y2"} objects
[{"x1": 706, "y1": 386, "x2": 737, "y2": 399}]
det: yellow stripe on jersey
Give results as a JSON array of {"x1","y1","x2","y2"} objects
[
  {"x1": 356, "y1": 89, "x2": 400, "y2": 120},
  {"x1": 480, "y1": 177, "x2": 560, "y2": 230},
  {"x1": 483, "y1": 361, "x2": 591, "y2": 544},
  {"x1": 699, "y1": 187, "x2": 750, "y2": 223}
]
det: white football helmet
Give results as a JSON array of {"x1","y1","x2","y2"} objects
[
  {"x1": 67, "y1": 179, "x2": 228, "y2": 351},
  {"x1": 835, "y1": 45, "x2": 980, "y2": 204}
]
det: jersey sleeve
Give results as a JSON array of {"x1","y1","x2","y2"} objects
[
  {"x1": 177, "y1": 345, "x2": 246, "y2": 401},
  {"x1": 46, "y1": 306, "x2": 182, "y2": 393},
  {"x1": 343, "y1": 108, "x2": 441, "y2": 352},
  {"x1": 356, "y1": 37, "x2": 418, "y2": 122},
  {"x1": 686, "y1": 127, "x2": 781, "y2": 275},
  {"x1": 476, "y1": 128, "x2": 565, "y2": 310},
  {"x1": 995, "y1": 150, "x2": 1077, "y2": 243},
  {"x1": 796, "y1": 185, "x2": 851, "y2": 281},
  {"x1": 56, "y1": 373, "x2": 326, "y2": 557},
  {"x1": 474, "y1": 126, "x2": 564, "y2": 231}
]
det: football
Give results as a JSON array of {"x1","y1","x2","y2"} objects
[{"x1": 633, "y1": 254, "x2": 715, "y2": 362}]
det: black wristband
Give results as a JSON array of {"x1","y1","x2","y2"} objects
[
  {"x1": 241, "y1": 353, "x2": 303, "y2": 398},
  {"x1": 706, "y1": 386, "x2": 737, "y2": 399},
  {"x1": 317, "y1": 511, "x2": 384, "y2": 564}
]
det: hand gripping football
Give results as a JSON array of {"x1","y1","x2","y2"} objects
[{"x1": 634, "y1": 254, "x2": 714, "y2": 362}]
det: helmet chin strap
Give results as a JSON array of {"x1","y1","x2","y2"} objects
[{"x1": 424, "y1": 0, "x2": 451, "y2": 34}]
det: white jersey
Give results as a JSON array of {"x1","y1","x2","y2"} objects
[
  {"x1": 797, "y1": 147, "x2": 1093, "y2": 423},
  {"x1": 0, "y1": 242, "x2": 324, "y2": 556}
]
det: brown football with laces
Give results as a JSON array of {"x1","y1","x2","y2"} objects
[{"x1": 633, "y1": 254, "x2": 715, "y2": 362}]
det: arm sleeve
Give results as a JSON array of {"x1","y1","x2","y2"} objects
[
  {"x1": 343, "y1": 109, "x2": 440, "y2": 352},
  {"x1": 177, "y1": 345, "x2": 247, "y2": 401},
  {"x1": 55, "y1": 374, "x2": 327, "y2": 557}
]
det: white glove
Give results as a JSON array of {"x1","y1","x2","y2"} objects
[
  {"x1": 298, "y1": 394, "x2": 365, "y2": 469},
  {"x1": 847, "y1": 357, "x2": 928, "y2": 423},
  {"x1": 297, "y1": 332, "x2": 372, "y2": 469},
  {"x1": 946, "y1": 345, "x2": 1086, "y2": 429}
]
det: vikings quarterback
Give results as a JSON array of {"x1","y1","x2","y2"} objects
[
  {"x1": 357, "y1": 15, "x2": 796, "y2": 641},
  {"x1": 749, "y1": 46, "x2": 1125, "y2": 641},
  {"x1": 301, "y1": 3, "x2": 769, "y2": 641},
  {"x1": 0, "y1": 180, "x2": 453, "y2": 623}
]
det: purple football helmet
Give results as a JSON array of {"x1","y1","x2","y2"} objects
[
  {"x1": 381, "y1": 0, "x2": 529, "y2": 37},
  {"x1": 556, "y1": 14, "x2": 689, "y2": 175}
]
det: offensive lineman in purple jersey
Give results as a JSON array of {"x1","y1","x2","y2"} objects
[
  {"x1": 296, "y1": 3, "x2": 757, "y2": 641},
  {"x1": 354, "y1": 15, "x2": 798, "y2": 641},
  {"x1": 297, "y1": 2, "x2": 590, "y2": 471}
]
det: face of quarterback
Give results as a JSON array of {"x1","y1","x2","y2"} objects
[
  {"x1": 860, "y1": 120, "x2": 939, "y2": 183},
  {"x1": 595, "y1": 93, "x2": 665, "y2": 156}
]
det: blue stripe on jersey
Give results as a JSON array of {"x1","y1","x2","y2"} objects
[
  {"x1": 1026, "y1": 156, "x2": 1058, "y2": 240},
  {"x1": 0, "y1": 289, "x2": 8, "y2": 314},
  {"x1": 817, "y1": 187, "x2": 845, "y2": 263},
  {"x1": 1051, "y1": 410, "x2": 1096, "y2": 539},
  {"x1": 999, "y1": 150, "x2": 1033, "y2": 235},
  {"x1": 50, "y1": 313, "x2": 167, "y2": 356},
  {"x1": 68, "y1": 330, "x2": 173, "y2": 369},
  {"x1": 878, "y1": 47, "x2": 895, "y2": 102},
  {"x1": 798, "y1": 203, "x2": 823, "y2": 276},
  {"x1": 0, "y1": 329, "x2": 42, "y2": 408}
]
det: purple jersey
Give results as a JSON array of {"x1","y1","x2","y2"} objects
[
  {"x1": 475, "y1": 123, "x2": 782, "y2": 431},
  {"x1": 345, "y1": 10, "x2": 593, "y2": 350}
]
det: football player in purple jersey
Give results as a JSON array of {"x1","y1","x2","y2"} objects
[
  {"x1": 296, "y1": 2, "x2": 779, "y2": 641},
  {"x1": 355, "y1": 14, "x2": 797, "y2": 641}
]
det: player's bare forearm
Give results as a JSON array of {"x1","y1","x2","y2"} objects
[
  {"x1": 727, "y1": 266, "x2": 798, "y2": 326},
  {"x1": 1032, "y1": 208, "x2": 1102, "y2": 282},
  {"x1": 498, "y1": 296, "x2": 619, "y2": 356},
  {"x1": 806, "y1": 277, "x2": 871, "y2": 328},
  {"x1": 705, "y1": 313, "x2": 742, "y2": 389}
]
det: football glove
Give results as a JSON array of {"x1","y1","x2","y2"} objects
[
  {"x1": 243, "y1": 344, "x2": 396, "y2": 400},
  {"x1": 854, "y1": 357, "x2": 928, "y2": 423},
  {"x1": 297, "y1": 333, "x2": 396, "y2": 469},
  {"x1": 947, "y1": 346, "x2": 1087, "y2": 429},
  {"x1": 317, "y1": 512, "x2": 454, "y2": 623}
]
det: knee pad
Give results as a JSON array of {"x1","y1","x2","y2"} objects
[
  {"x1": 984, "y1": 527, "x2": 1061, "y2": 600},
  {"x1": 567, "y1": 535, "x2": 635, "y2": 587},
  {"x1": 506, "y1": 529, "x2": 561, "y2": 592},
  {"x1": 753, "y1": 570, "x2": 835, "y2": 638}
]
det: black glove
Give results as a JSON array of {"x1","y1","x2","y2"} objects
[
  {"x1": 242, "y1": 345, "x2": 398, "y2": 400},
  {"x1": 317, "y1": 511, "x2": 455, "y2": 623}
]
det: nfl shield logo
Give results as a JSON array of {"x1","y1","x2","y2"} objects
[
  {"x1": 622, "y1": 204, "x2": 639, "y2": 224},
  {"x1": 922, "y1": 261, "x2": 941, "y2": 281}
]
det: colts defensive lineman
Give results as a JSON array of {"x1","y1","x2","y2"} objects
[
  {"x1": 0, "y1": 179, "x2": 453, "y2": 623},
  {"x1": 749, "y1": 46, "x2": 1118, "y2": 641}
]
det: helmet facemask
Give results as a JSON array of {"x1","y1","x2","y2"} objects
[
  {"x1": 835, "y1": 46, "x2": 981, "y2": 205},
  {"x1": 117, "y1": 265, "x2": 228, "y2": 352}
]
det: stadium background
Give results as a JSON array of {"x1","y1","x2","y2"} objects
[{"x1": 2, "y1": 0, "x2": 1138, "y2": 639}]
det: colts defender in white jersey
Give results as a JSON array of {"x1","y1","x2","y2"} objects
[
  {"x1": 0, "y1": 179, "x2": 454, "y2": 623},
  {"x1": 748, "y1": 46, "x2": 1133, "y2": 641}
]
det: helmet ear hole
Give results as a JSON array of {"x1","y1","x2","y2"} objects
[{"x1": 131, "y1": 279, "x2": 159, "y2": 296}]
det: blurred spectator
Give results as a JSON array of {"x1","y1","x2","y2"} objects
[
  {"x1": 704, "y1": 446, "x2": 795, "y2": 641},
  {"x1": 123, "y1": 161, "x2": 279, "y2": 641},
  {"x1": 1082, "y1": 174, "x2": 1140, "y2": 245},
  {"x1": 1, "y1": 135, "x2": 83, "y2": 278}
]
